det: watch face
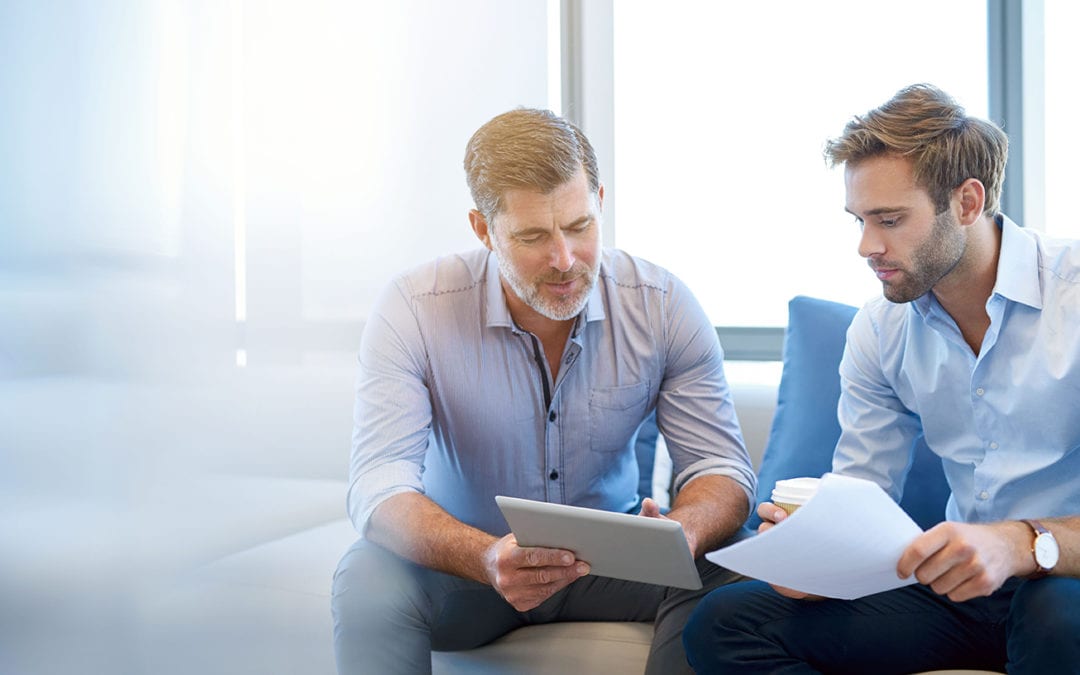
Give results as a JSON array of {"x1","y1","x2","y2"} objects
[{"x1": 1035, "y1": 533, "x2": 1060, "y2": 569}]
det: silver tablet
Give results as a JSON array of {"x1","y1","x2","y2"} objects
[{"x1": 495, "y1": 495, "x2": 702, "y2": 590}]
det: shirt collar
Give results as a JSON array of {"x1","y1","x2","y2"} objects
[
  {"x1": 483, "y1": 250, "x2": 608, "y2": 335},
  {"x1": 484, "y1": 251, "x2": 515, "y2": 329},
  {"x1": 992, "y1": 213, "x2": 1042, "y2": 310}
]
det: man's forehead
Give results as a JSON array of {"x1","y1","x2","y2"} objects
[
  {"x1": 499, "y1": 179, "x2": 598, "y2": 227},
  {"x1": 844, "y1": 155, "x2": 929, "y2": 210}
]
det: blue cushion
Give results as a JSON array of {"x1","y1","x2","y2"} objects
[{"x1": 748, "y1": 296, "x2": 950, "y2": 531}]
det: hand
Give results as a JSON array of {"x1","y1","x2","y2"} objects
[
  {"x1": 897, "y1": 521, "x2": 1028, "y2": 602},
  {"x1": 755, "y1": 502, "x2": 821, "y2": 600},
  {"x1": 639, "y1": 497, "x2": 699, "y2": 554},
  {"x1": 482, "y1": 533, "x2": 590, "y2": 611}
]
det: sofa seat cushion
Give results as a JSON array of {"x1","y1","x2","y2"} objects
[
  {"x1": 432, "y1": 621, "x2": 654, "y2": 675},
  {"x1": 138, "y1": 518, "x2": 358, "y2": 675},
  {"x1": 145, "y1": 475, "x2": 349, "y2": 569}
]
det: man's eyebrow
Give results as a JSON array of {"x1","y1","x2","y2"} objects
[
  {"x1": 514, "y1": 215, "x2": 592, "y2": 235},
  {"x1": 845, "y1": 206, "x2": 910, "y2": 218},
  {"x1": 562, "y1": 215, "x2": 592, "y2": 228}
]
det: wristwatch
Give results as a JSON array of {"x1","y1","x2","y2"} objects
[{"x1": 1021, "y1": 519, "x2": 1059, "y2": 579}]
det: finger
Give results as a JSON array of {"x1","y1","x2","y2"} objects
[
  {"x1": 942, "y1": 569, "x2": 1001, "y2": 603},
  {"x1": 529, "y1": 561, "x2": 590, "y2": 586},
  {"x1": 514, "y1": 545, "x2": 577, "y2": 569},
  {"x1": 896, "y1": 527, "x2": 949, "y2": 578},
  {"x1": 919, "y1": 547, "x2": 1000, "y2": 601},
  {"x1": 506, "y1": 573, "x2": 582, "y2": 611},
  {"x1": 757, "y1": 502, "x2": 787, "y2": 524}
]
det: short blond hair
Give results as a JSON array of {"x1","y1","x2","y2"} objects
[
  {"x1": 464, "y1": 108, "x2": 599, "y2": 222},
  {"x1": 825, "y1": 84, "x2": 1008, "y2": 216}
]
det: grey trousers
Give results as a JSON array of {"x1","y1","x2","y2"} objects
[{"x1": 330, "y1": 538, "x2": 745, "y2": 675}]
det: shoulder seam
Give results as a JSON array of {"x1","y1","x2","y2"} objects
[{"x1": 408, "y1": 278, "x2": 484, "y2": 300}]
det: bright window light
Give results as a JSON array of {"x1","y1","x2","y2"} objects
[
  {"x1": 613, "y1": 1, "x2": 988, "y2": 326},
  {"x1": 1043, "y1": 2, "x2": 1080, "y2": 238}
]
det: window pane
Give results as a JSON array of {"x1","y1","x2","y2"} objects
[
  {"x1": 1043, "y1": 1, "x2": 1080, "y2": 238},
  {"x1": 613, "y1": 0, "x2": 988, "y2": 326}
]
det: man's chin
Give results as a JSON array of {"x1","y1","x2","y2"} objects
[
  {"x1": 532, "y1": 294, "x2": 588, "y2": 321},
  {"x1": 882, "y1": 284, "x2": 923, "y2": 304}
]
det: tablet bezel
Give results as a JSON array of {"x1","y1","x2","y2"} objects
[{"x1": 495, "y1": 495, "x2": 702, "y2": 590}]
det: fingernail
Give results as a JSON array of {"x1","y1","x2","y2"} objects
[
  {"x1": 562, "y1": 553, "x2": 573, "y2": 565},
  {"x1": 576, "y1": 563, "x2": 589, "y2": 575}
]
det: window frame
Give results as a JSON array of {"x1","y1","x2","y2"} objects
[{"x1": 562, "y1": 0, "x2": 1039, "y2": 361}]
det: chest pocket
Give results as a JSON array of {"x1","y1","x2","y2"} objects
[{"x1": 589, "y1": 381, "x2": 650, "y2": 453}]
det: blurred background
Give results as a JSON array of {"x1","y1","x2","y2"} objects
[{"x1": 1, "y1": 1, "x2": 1076, "y2": 673}]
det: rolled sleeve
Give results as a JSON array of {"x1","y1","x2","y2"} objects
[
  {"x1": 655, "y1": 275, "x2": 757, "y2": 504},
  {"x1": 346, "y1": 278, "x2": 433, "y2": 534},
  {"x1": 347, "y1": 458, "x2": 425, "y2": 535}
]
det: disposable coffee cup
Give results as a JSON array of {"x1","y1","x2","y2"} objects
[{"x1": 770, "y1": 477, "x2": 821, "y2": 515}]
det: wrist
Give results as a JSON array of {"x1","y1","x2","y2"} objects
[{"x1": 1006, "y1": 520, "x2": 1039, "y2": 578}]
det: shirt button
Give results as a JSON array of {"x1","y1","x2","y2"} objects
[
  {"x1": 549, "y1": 470, "x2": 559, "y2": 480},
  {"x1": 975, "y1": 387, "x2": 985, "y2": 396},
  {"x1": 548, "y1": 411, "x2": 557, "y2": 422},
  {"x1": 990, "y1": 441, "x2": 999, "y2": 450},
  {"x1": 978, "y1": 490, "x2": 990, "y2": 500}
]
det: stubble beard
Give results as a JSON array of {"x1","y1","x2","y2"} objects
[
  {"x1": 881, "y1": 210, "x2": 967, "y2": 304},
  {"x1": 495, "y1": 251, "x2": 599, "y2": 321}
]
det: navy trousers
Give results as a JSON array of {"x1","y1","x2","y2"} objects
[{"x1": 683, "y1": 577, "x2": 1080, "y2": 674}]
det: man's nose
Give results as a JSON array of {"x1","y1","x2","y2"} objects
[
  {"x1": 858, "y1": 225, "x2": 884, "y2": 260},
  {"x1": 549, "y1": 230, "x2": 574, "y2": 272}
]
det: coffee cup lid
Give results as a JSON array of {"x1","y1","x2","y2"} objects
[{"x1": 771, "y1": 476, "x2": 821, "y2": 505}]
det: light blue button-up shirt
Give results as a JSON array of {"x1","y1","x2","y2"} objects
[
  {"x1": 834, "y1": 215, "x2": 1080, "y2": 523},
  {"x1": 348, "y1": 248, "x2": 755, "y2": 536}
]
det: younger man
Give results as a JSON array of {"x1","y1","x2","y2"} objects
[{"x1": 684, "y1": 84, "x2": 1080, "y2": 674}]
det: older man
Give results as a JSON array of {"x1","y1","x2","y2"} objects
[{"x1": 331, "y1": 108, "x2": 754, "y2": 674}]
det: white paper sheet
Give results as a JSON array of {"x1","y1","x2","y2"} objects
[{"x1": 706, "y1": 473, "x2": 923, "y2": 599}]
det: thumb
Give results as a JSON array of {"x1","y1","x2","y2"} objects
[{"x1": 639, "y1": 497, "x2": 661, "y2": 518}]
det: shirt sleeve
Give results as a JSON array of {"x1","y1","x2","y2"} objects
[
  {"x1": 346, "y1": 277, "x2": 432, "y2": 534},
  {"x1": 655, "y1": 273, "x2": 757, "y2": 505},
  {"x1": 832, "y1": 307, "x2": 922, "y2": 501}
]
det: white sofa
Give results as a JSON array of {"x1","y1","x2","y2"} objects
[{"x1": 3, "y1": 364, "x2": 1000, "y2": 674}]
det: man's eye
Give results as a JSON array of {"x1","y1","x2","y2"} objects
[{"x1": 880, "y1": 218, "x2": 898, "y2": 228}]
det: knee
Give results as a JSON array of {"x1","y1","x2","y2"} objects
[
  {"x1": 1009, "y1": 578, "x2": 1080, "y2": 662},
  {"x1": 683, "y1": 586, "x2": 737, "y2": 647},
  {"x1": 683, "y1": 581, "x2": 774, "y2": 669},
  {"x1": 331, "y1": 540, "x2": 427, "y2": 636}
]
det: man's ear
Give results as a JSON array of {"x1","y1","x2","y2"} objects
[
  {"x1": 955, "y1": 178, "x2": 986, "y2": 226},
  {"x1": 469, "y1": 209, "x2": 493, "y2": 250},
  {"x1": 597, "y1": 184, "x2": 605, "y2": 212}
]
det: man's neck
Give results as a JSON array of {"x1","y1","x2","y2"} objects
[
  {"x1": 502, "y1": 283, "x2": 577, "y2": 380},
  {"x1": 932, "y1": 215, "x2": 1002, "y2": 355}
]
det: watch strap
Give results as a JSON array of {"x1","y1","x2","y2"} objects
[{"x1": 1021, "y1": 518, "x2": 1053, "y2": 579}]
